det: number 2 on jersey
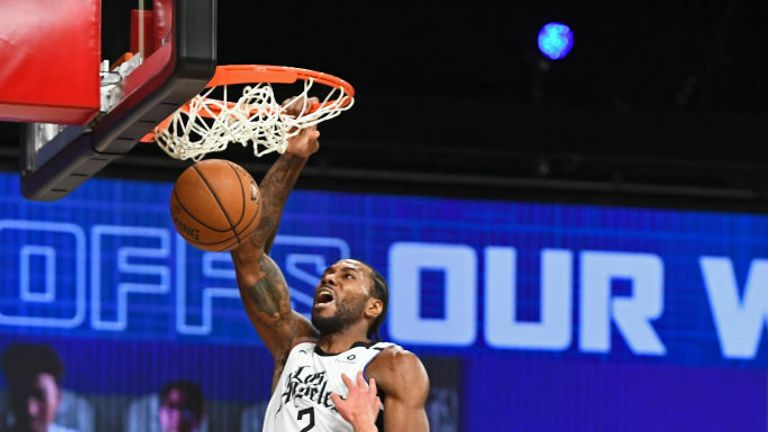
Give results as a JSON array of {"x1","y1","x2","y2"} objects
[{"x1": 298, "y1": 407, "x2": 315, "y2": 431}]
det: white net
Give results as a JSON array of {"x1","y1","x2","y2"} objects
[{"x1": 154, "y1": 78, "x2": 354, "y2": 161}]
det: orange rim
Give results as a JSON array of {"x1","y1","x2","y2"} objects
[
  {"x1": 207, "y1": 65, "x2": 355, "y2": 96},
  {"x1": 141, "y1": 64, "x2": 355, "y2": 142}
]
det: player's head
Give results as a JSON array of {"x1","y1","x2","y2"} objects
[
  {"x1": 312, "y1": 259, "x2": 388, "y2": 341},
  {"x1": 1, "y1": 343, "x2": 64, "y2": 432},
  {"x1": 159, "y1": 380, "x2": 205, "y2": 432}
]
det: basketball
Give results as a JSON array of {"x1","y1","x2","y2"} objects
[{"x1": 170, "y1": 159, "x2": 261, "y2": 252}]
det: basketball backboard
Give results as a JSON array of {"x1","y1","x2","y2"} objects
[{"x1": 0, "y1": 0, "x2": 217, "y2": 201}]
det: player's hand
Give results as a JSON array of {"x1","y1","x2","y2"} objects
[
  {"x1": 285, "y1": 125, "x2": 319, "y2": 158},
  {"x1": 282, "y1": 96, "x2": 320, "y2": 157},
  {"x1": 282, "y1": 95, "x2": 319, "y2": 116},
  {"x1": 331, "y1": 371, "x2": 381, "y2": 432}
]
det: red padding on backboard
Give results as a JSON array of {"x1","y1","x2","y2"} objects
[
  {"x1": 0, "y1": 0, "x2": 101, "y2": 125},
  {"x1": 131, "y1": 10, "x2": 156, "y2": 57},
  {"x1": 154, "y1": 0, "x2": 174, "y2": 50}
]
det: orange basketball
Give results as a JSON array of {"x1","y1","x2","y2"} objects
[{"x1": 170, "y1": 159, "x2": 261, "y2": 252}]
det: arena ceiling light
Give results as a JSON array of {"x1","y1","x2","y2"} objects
[{"x1": 538, "y1": 22, "x2": 574, "y2": 60}]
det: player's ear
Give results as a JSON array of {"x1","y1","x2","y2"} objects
[{"x1": 365, "y1": 297, "x2": 383, "y2": 320}]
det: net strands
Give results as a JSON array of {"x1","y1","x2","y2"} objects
[{"x1": 154, "y1": 78, "x2": 354, "y2": 161}]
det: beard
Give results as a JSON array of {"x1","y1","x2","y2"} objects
[{"x1": 311, "y1": 296, "x2": 367, "y2": 336}]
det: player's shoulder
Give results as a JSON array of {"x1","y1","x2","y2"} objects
[
  {"x1": 376, "y1": 342, "x2": 416, "y2": 362},
  {"x1": 366, "y1": 342, "x2": 429, "y2": 400},
  {"x1": 368, "y1": 343, "x2": 427, "y2": 382}
]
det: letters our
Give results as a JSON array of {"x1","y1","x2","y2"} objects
[{"x1": 389, "y1": 242, "x2": 768, "y2": 360}]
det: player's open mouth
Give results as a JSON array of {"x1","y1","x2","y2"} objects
[{"x1": 315, "y1": 288, "x2": 335, "y2": 306}]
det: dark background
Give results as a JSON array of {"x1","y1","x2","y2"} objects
[{"x1": 3, "y1": 1, "x2": 768, "y2": 210}]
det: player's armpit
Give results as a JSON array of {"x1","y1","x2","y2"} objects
[{"x1": 367, "y1": 347, "x2": 430, "y2": 432}]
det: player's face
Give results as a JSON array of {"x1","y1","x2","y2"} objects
[
  {"x1": 311, "y1": 259, "x2": 373, "y2": 334},
  {"x1": 9, "y1": 373, "x2": 60, "y2": 432}
]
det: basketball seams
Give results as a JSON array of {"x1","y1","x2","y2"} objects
[
  {"x1": 172, "y1": 189, "x2": 232, "y2": 233},
  {"x1": 232, "y1": 199, "x2": 261, "y2": 245},
  {"x1": 192, "y1": 164, "x2": 242, "y2": 246},
  {"x1": 224, "y1": 160, "x2": 246, "y2": 226},
  {"x1": 228, "y1": 162, "x2": 261, "y2": 243},
  {"x1": 171, "y1": 159, "x2": 261, "y2": 252},
  {"x1": 173, "y1": 192, "x2": 240, "y2": 247}
]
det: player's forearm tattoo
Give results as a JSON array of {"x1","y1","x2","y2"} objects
[
  {"x1": 245, "y1": 254, "x2": 292, "y2": 327},
  {"x1": 251, "y1": 154, "x2": 308, "y2": 248}
]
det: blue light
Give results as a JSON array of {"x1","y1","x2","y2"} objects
[{"x1": 537, "y1": 22, "x2": 574, "y2": 60}]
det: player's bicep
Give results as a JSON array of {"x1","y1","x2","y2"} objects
[
  {"x1": 373, "y1": 349, "x2": 431, "y2": 432},
  {"x1": 383, "y1": 396, "x2": 430, "y2": 432}
]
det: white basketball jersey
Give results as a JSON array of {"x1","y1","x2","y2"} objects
[{"x1": 262, "y1": 340, "x2": 394, "y2": 432}]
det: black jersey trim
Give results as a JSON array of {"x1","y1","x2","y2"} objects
[{"x1": 313, "y1": 340, "x2": 373, "y2": 356}]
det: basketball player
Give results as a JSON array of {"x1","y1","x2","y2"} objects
[{"x1": 230, "y1": 103, "x2": 430, "y2": 431}]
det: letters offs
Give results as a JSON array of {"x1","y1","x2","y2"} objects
[
  {"x1": 388, "y1": 242, "x2": 768, "y2": 360},
  {"x1": 0, "y1": 219, "x2": 349, "y2": 337}
]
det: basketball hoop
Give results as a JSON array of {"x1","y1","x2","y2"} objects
[{"x1": 145, "y1": 65, "x2": 355, "y2": 161}]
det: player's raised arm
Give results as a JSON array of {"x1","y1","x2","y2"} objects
[
  {"x1": 230, "y1": 103, "x2": 321, "y2": 385},
  {"x1": 367, "y1": 346, "x2": 431, "y2": 432},
  {"x1": 244, "y1": 96, "x2": 321, "y2": 253}
]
